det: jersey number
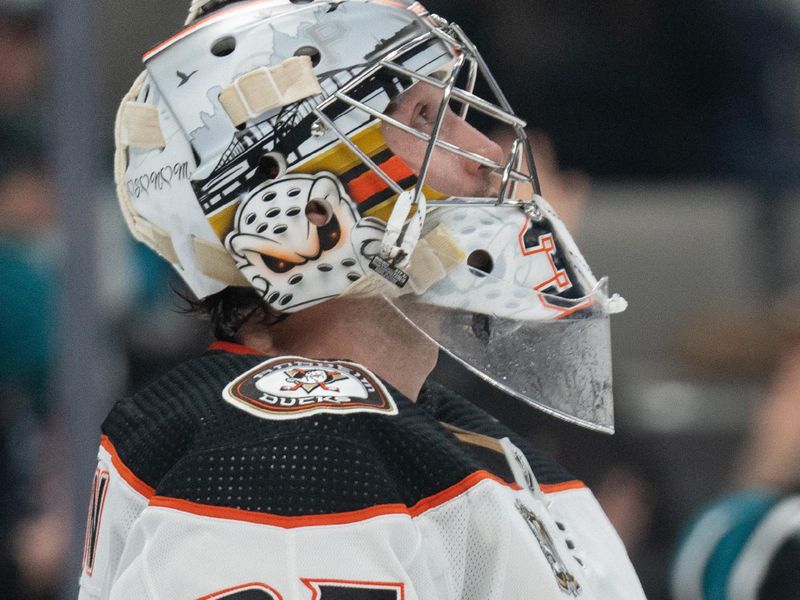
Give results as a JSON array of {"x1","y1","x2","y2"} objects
[{"x1": 201, "y1": 580, "x2": 403, "y2": 600}]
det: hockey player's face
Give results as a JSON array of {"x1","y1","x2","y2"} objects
[{"x1": 382, "y1": 82, "x2": 504, "y2": 198}]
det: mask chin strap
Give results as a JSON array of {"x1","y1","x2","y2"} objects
[
  {"x1": 347, "y1": 223, "x2": 464, "y2": 300},
  {"x1": 380, "y1": 188, "x2": 426, "y2": 267}
]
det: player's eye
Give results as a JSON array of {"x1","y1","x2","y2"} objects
[
  {"x1": 419, "y1": 105, "x2": 430, "y2": 121},
  {"x1": 413, "y1": 104, "x2": 433, "y2": 129}
]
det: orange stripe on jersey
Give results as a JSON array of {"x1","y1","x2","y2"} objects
[
  {"x1": 347, "y1": 155, "x2": 415, "y2": 204},
  {"x1": 100, "y1": 435, "x2": 156, "y2": 499},
  {"x1": 149, "y1": 470, "x2": 521, "y2": 527},
  {"x1": 409, "y1": 470, "x2": 520, "y2": 516},
  {"x1": 150, "y1": 495, "x2": 412, "y2": 528},
  {"x1": 540, "y1": 480, "x2": 586, "y2": 494},
  {"x1": 208, "y1": 341, "x2": 265, "y2": 355}
]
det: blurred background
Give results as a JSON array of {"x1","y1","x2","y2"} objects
[{"x1": 1, "y1": 0, "x2": 799, "y2": 598}]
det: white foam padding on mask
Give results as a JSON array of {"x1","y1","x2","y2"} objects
[
  {"x1": 218, "y1": 56, "x2": 322, "y2": 127},
  {"x1": 119, "y1": 101, "x2": 166, "y2": 149},
  {"x1": 405, "y1": 223, "x2": 463, "y2": 294},
  {"x1": 115, "y1": 72, "x2": 162, "y2": 248},
  {"x1": 115, "y1": 71, "x2": 237, "y2": 298},
  {"x1": 343, "y1": 223, "x2": 463, "y2": 299},
  {"x1": 191, "y1": 236, "x2": 250, "y2": 286},
  {"x1": 131, "y1": 215, "x2": 179, "y2": 264}
]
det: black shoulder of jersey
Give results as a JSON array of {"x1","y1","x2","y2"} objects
[
  {"x1": 417, "y1": 380, "x2": 576, "y2": 486},
  {"x1": 103, "y1": 347, "x2": 576, "y2": 516},
  {"x1": 101, "y1": 349, "x2": 268, "y2": 491}
]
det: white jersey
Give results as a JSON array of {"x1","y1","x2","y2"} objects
[{"x1": 79, "y1": 344, "x2": 645, "y2": 600}]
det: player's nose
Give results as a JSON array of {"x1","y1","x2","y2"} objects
[{"x1": 443, "y1": 114, "x2": 505, "y2": 179}]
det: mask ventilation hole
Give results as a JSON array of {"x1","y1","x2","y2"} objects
[
  {"x1": 211, "y1": 36, "x2": 236, "y2": 57},
  {"x1": 306, "y1": 199, "x2": 333, "y2": 227},
  {"x1": 260, "y1": 153, "x2": 285, "y2": 180},
  {"x1": 294, "y1": 46, "x2": 321, "y2": 67},
  {"x1": 467, "y1": 249, "x2": 494, "y2": 276},
  {"x1": 290, "y1": 0, "x2": 315, "y2": 4}
]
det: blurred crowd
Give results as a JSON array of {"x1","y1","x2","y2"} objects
[
  {"x1": 0, "y1": 3, "x2": 206, "y2": 597},
  {"x1": 1, "y1": 0, "x2": 799, "y2": 598},
  {"x1": 0, "y1": 3, "x2": 61, "y2": 597}
]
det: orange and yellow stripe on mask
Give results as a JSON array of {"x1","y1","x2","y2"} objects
[
  {"x1": 292, "y1": 120, "x2": 445, "y2": 223},
  {"x1": 206, "y1": 120, "x2": 445, "y2": 238}
]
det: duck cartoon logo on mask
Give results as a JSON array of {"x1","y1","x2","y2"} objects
[{"x1": 225, "y1": 173, "x2": 385, "y2": 312}]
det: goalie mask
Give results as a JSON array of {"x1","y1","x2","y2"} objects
[{"x1": 115, "y1": 0, "x2": 626, "y2": 432}]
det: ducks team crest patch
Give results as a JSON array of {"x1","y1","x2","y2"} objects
[{"x1": 223, "y1": 356, "x2": 398, "y2": 420}]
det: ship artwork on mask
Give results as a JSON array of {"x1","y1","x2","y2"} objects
[{"x1": 156, "y1": 1, "x2": 433, "y2": 223}]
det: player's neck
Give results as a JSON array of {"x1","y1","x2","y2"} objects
[{"x1": 239, "y1": 297, "x2": 438, "y2": 401}]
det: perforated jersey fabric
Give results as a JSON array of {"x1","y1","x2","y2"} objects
[{"x1": 79, "y1": 344, "x2": 646, "y2": 600}]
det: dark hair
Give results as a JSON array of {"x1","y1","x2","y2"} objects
[{"x1": 179, "y1": 286, "x2": 285, "y2": 342}]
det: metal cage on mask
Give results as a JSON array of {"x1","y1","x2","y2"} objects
[{"x1": 309, "y1": 20, "x2": 545, "y2": 269}]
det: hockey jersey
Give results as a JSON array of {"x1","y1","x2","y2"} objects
[{"x1": 79, "y1": 342, "x2": 645, "y2": 599}]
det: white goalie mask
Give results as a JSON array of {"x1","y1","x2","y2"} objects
[{"x1": 115, "y1": 0, "x2": 626, "y2": 431}]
